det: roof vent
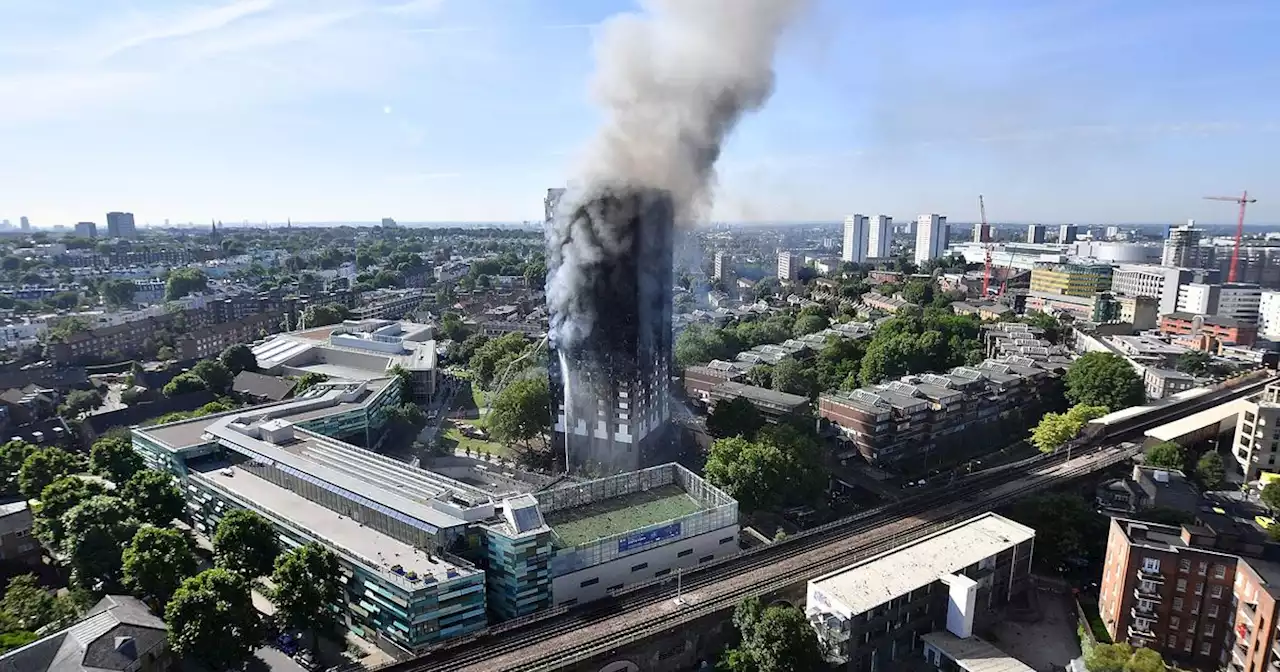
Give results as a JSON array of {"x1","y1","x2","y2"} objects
[
  {"x1": 114, "y1": 636, "x2": 138, "y2": 659},
  {"x1": 1153, "y1": 470, "x2": 1170, "y2": 483}
]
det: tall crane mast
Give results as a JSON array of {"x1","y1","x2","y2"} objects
[
  {"x1": 980, "y1": 195, "x2": 993, "y2": 295},
  {"x1": 1203, "y1": 191, "x2": 1257, "y2": 283}
]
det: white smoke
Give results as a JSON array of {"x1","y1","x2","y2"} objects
[{"x1": 548, "y1": 0, "x2": 808, "y2": 352}]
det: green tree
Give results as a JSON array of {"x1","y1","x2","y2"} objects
[
  {"x1": 0, "y1": 440, "x2": 36, "y2": 496},
  {"x1": 439, "y1": 312, "x2": 470, "y2": 342},
  {"x1": 383, "y1": 403, "x2": 427, "y2": 440},
  {"x1": 122, "y1": 526, "x2": 199, "y2": 606},
  {"x1": 791, "y1": 313, "x2": 828, "y2": 337},
  {"x1": 704, "y1": 425, "x2": 824, "y2": 512},
  {"x1": 89, "y1": 435, "x2": 144, "y2": 484},
  {"x1": 1196, "y1": 451, "x2": 1226, "y2": 490},
  {"x1": 122, "y1": 470, "x2": 185, "y2": 526},
  {"x1": 213, "y1": 509, "x2": 281, "y2": 577},
  {"x1": 294, "y1": 372, "x2": 329, "y2": 394},
  {"x1": 270, "y1": 543, "x2": 343, "y2": 651},
  {"x1": 1007, "y1": 493, "x2": 1107, "y2": 572},
  {"x1": 771, "y1": 357, "x2": 816, "y2": 397},
  {"x1": 301, "y1": 303, "x2": 350, "y2": 328},
  {"x1": 1125, "y1": 647, "x2": 1167, "y2": 672},
  {"x1": 674, "y1": 324, "x2": 738, "y2": 369},
  {"x1": 1085, "y1": 642, "x2": 1131, "y2": 672},
  {"x1": 219, "y1": 344, "x2": 258, "y2": 375},
  {"x1": 162, "y1": 372, "x2": 207, "y2": 397},
  {"x1": 191, "y1": 359, "x2": 233, "y2": 394},
  {"x1": 468, "y1": 332, "x2": 533, "y2": 389},
  {"x1": 33, "y1": 476, "x2": 109, "y2": 550},
  {"x1": 157, "y1": 345, "x2": 176, "y2": 361},
  {"x1": 720, "y1": 597, "x2": 826, "y2": 672},
  {"x1": 1029, "y1": 404, "x2": 1109, "y2": 453},
  {"x1": 165, "y1": 268, "x2": 209, "y2": 301},
  {"x1": 61, "y1": 495, "x2": 139, "y2": 590},
  {"x1": 1144, "y1": 441, "x2": 1186, "y2": 470},
  {"x1": 706, "y1": 397, "x2": 765, "y2": 440},
  {"x1": 1065, "y1": 352, "x2": 1145, "y2": 411},
  {"x1": 100, "y1": 279, "x2": 137, "y2": 308},
  {"x1": 1, "y1": 574, "x2": 55, "y2": 631},
  {"x1": 18, "y1": 446, "x2": 80, "y2": 499},
  {"x1": 388, "y1": 364, "x2": 415, "y2": 400},
  {"x1": 1262, "y1": 482, "x2": 1280, "y2": 512},
  {"x1": 901, "y1": 279, "x2": 934, "y2": 305},
  {"x1": 166, "y1": 569, "x2": 262, "y2": 671},
  {"x1": 61, "y1": 389, "x2": 103, "y2": 417},
  {"x1": 488, "y1": 374, "x2": 551, "y2": 446},
  {"x1": 1175, "y1": 350, "x2": 1211, "y2": 375}
]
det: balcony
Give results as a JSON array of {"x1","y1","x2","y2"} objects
[
  {"x1": 1128, "y1": 624, "x2": 1157, "y2": 641},
  {"x1": 1131, "y1": 604, "x2": 1158, "y2": 620},
  {"x1": 1134, "y1": 586, "x2": 1162, "y2": 602},
  {"x1": 1137, "y1": 567, "x2": 1165, "y2": 583}
]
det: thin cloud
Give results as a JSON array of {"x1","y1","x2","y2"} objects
[{"x1": 100, "y1": 0, "x2": 276, "y2": 61}]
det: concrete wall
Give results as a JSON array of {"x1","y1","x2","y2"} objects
[{"x1": 551, "y1": 525, "x2": 740, "y2": 607}]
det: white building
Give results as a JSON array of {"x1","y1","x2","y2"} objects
[
  {"x1": 842, "y1": 215, "x2": 869, "y2": 263},
  {"x1": 1260, "y1": 291, "x2": 1280, "y2": 341},
  {"x1": 1111, "y1": 264, "x2": 1222, "y2": 316},
  {"x1": 713, "y1": 251, "x2": 731, "y2": 280},
  {"x1": 1176, "y1": 283, "x2": 1262, "y2": 323},
  {"x1": 868, "y1": 215, "x2": 893, "y2": 258},
  {"x1": 1058, "y1": 224, "x2": 1078, "y2": 244},
  {"x1": 914, "y1": 214, "x2": 949, "y2": 265},
  {"x1": 1231, "y1": 382, "x2": 1280, "y2": 481},
  {"x1": 1104, "y1": 226, "x2": 1121, "y2": 239},
  {"x1": 1026, "y1": 224, "x2": 1046, "y2": 244},
  {"x1": 1162, "y1": 221, "x2": 1211, "y2": 268},
  {"x1": 777, "y1": 252, "x2": 800, "y2": 282},
  {"x1": 806, "y1": 513, "x2": 1035, "y2": 671}
]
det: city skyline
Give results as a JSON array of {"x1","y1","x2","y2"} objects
[{"x1": 3, "y1": 0, "x2": 1280, "y2": 225}]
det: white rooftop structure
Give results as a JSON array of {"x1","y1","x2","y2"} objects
[
  {"x1": 809, "y1": 513, "x2": 1034, "y2": 616},
  {"x1": 921, "y1": 631, "x2": 1035, "y2": 672}
]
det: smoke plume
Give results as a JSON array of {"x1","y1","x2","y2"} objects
[{"x1": 548, "y1": 0, "x2": 808, "y2": 352}]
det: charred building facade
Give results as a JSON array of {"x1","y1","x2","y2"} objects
[{"x1": 547, "y1": 187, "x2": 675, "y2": 475}]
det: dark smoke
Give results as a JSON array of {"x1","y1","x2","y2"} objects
[{"x1": 548, "y1": 0, "x2": 808, "y2": 353}]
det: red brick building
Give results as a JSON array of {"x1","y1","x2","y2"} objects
[{"x1": 1159, "y1": 312, "x2": 1258, "y2": 348}]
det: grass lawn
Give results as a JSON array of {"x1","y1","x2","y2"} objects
[
  {"x1": 440, "y1": 419, "x2": 509, "y2": 458},
  {"x1": 545, "y1": 484, "x2": 702, "y2": 547}
]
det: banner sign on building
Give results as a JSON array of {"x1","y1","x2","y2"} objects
[{"x1": 618, "y1": 522, "x2": 681, "y2": 553}]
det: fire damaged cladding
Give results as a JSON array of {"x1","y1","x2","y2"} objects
[{"x1": 548, "y1": 187, "x2": 675, "y2": 476}]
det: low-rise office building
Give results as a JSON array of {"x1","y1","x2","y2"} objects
[
  {"x1": 806, "y1": 513, "x2": 1035, "y2": 671},
  {"x1": 1144, "y1": 368, "x2": 1198, "y2": 400},
  {"x1": 1159, "y1": 312, "x2": 1259, "y2": 349},
  {"x1": 132, "y1": 380, "x2": 737, "y2": 654}
]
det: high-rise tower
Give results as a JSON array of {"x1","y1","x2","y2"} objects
[
  {"x1": 548, "y1": 187, "x2": 674, "y2": 475},
  {"x1": 842, "y1": 214, "x2": 869, "y2": 263}
]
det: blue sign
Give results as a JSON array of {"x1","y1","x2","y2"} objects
[{"x1": 618, "y1": 522, "x2": 682, "y2": 553}]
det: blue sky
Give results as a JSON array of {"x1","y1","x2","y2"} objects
[{"x1": 2, "y1": 0, "x2": 1278, "y2": 226}]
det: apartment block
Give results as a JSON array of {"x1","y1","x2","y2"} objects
[
  {"x1": 1058, "y1": 224, "x2": 1079, "y2": 244},
  {"x1": 868, "y1": 216, "x2": 893, "y2": 258},
  {"x1": 818, "y1": 357, "x2": 1055, "y2": 467},
  {"x1": 1230, "y1": 382, "x2": 1280, "y2": 481},
  {"x1": 1112, "y1": 265, "x2": 1222, "y2": 318},
  {"x1": 1029, "y1": 262, "x2": 1113, "y2": 298},
  {"x1": 807, "y1": 513, "x2": 1035, "y2": 671},
  {"x1": 713, "y1": 251, "x2": 731, "y2": 281},
  {"x1": 1178, "y1": 283, "x2": 1263, "y2": 324},
  {"x1": 1261, "y1": 291, "x2": 1280, "y2": 341},
  {"x1": 1027, "y1": 224, "x2": 1046, "y2": 244},
  {"x1": 778, "y1": 252, "x2": 800, "y2": 282},
  {"x1": 843, "y1": 215, "x2": 869, "y2": 263},
  {"x1": 914, "y1": 214, "x2": 949, "y2": 265},
  {"x1": 1099, "y1": 515, "x2": 1280, "y2": 671},
  {"x1": 351, "y1": 288, "x2": 427, "y2": 322},
  {"x1": 1162, "y1": 222, "x2": 1212, "y2": 268},
  {"x1": 176, "y1": 312, "x2": 280, "y2": 360}
]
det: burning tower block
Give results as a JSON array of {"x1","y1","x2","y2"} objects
[{"x1": 548, "y1": 187, "x2": 675, "y2": 475}]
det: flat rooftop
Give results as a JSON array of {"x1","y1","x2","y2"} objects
[
  {"x1": 195, "y1": 463, "x2": 473, "y2": 586},
  {"x1": 921, "y1": 632, "x2": 1034, "y2": 672},
  {"x1": 810, "y1": 513, "x2": 1034, "y2": 615},
  {"x1": 545, "y1": 484, "x2": 701, "y2": 548},
  {"x1": 1145, "y1": 397, "x2": 1251, "y2": 443}
]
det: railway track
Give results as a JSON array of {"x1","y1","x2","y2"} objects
[{"x1": 383, "y1": 372, "x2": 1277, "y2": 672}]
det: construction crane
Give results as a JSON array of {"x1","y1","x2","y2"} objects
[
  {"x1": 1204, "y1": 190, "x2": 1257, "y2": 283},
  {"x1": 979, "y1": 195, "x2": 993, "y2": 295}
]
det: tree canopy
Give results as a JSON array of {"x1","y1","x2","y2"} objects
[
  {"x1": 704, "y1": 424, "x2": 824, "y2": 512},
  {"x1": 61, "y1": 495, "x2": 140, "y2": 590},
  {"x1": 89, "y1": 435, "x2": 144, "y2": 484},
  {"x1": 1084, "y1": 642, "x2": 1168, "y2": 672},
  {"x1": 1262, "y1": 482, "x2": 1280, "y2": 512},
  {"x1": 163, "y1": 372, "x2": 207, "y2": 397},
  {"x1": 270, "y1": 543, "x2": 343, "y2": 650},
  {"x1": 122, "y1": 470, "x2": 186, "y2": 526},
  {"x1": 487, "y1": 373, "x2": 551, "y2": 446},
  {"x1": 1065, "y1": 352, "x2": 1145, "y2": 411},
  {"x1": 1144, "y1": 441, "x2": 1186, "y2": 471},
  {"x1": 18, "y1": 446, "x2": 80, "y2": 499},
  {"x1": 191, "y1": 359, "x2": 233, "y2": 394},
  {"x1": 219, "y1": 344, "x2": 258, "y2": 375},
  {"x1": 1006, "y1": 493, "x2": 1107, "y2": 572},
  {"x1": 1030, "y1": 404, "x2": 1109, "y2": 453},
  {"x1": 1196, "y1": 451, "x2": 1225, "y2": 490},
  {"x1": 213, "y1": 509, "x2": 281, "y2": 578},
  {"x1": 719, "y1": 597, "x2": 826, "y2": 672},
  {"x1": 33, "y1": 476, "x2": 109, "y2": 550},
  {"x1": 706, "y1": 397, "x2": 766, "y2": 441},
  {"x1": 468, "y1": 333, "x2": 534, "y2": 390},
  {"x1": 0, "y1": 440, "x2": 36, "y2": 497},
  {"x1": 165, "y1": 268, "x2": 209, "y2": 301},
  {"x1": 122, "y1": 526, "x2": 198, "y2": 606},
  {"x1": 166, "y1": 569, "x2": 262, "y2": 671}
]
